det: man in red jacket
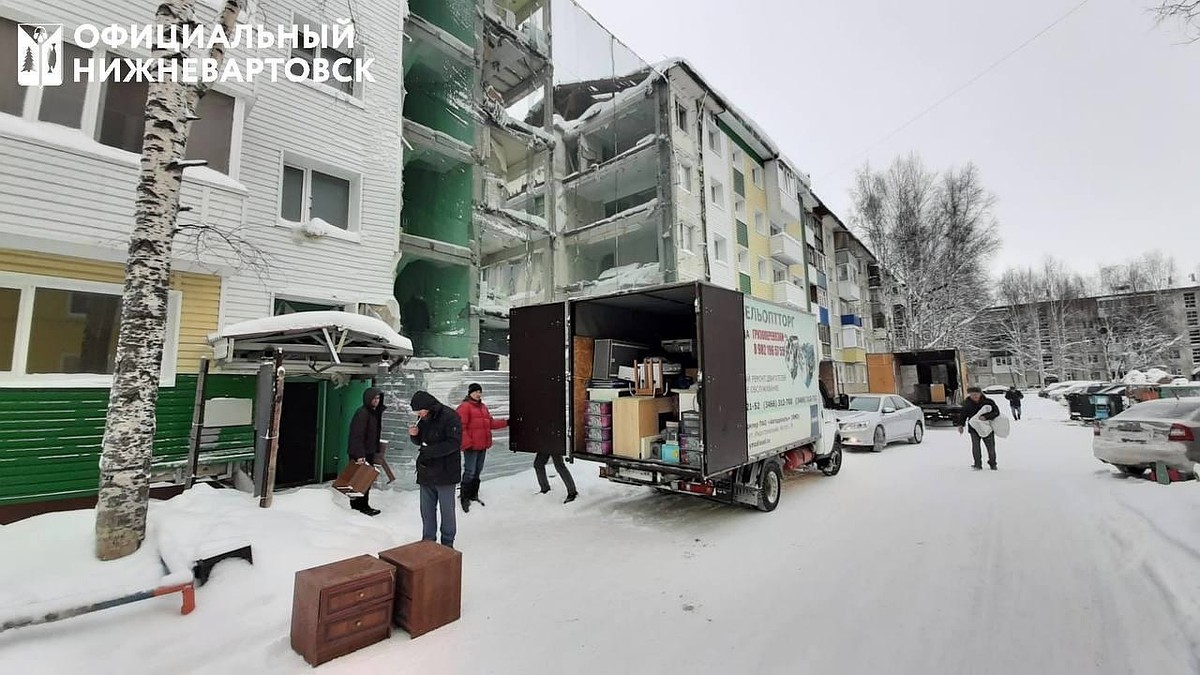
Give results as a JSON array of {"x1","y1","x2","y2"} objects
[{"x1": 456, "y1": 383, "x2": 507, "y2": 512}]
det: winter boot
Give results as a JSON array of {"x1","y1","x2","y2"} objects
[
  {"x1": 471, "y1": 478, "x2": 485, "y2": 506},
  {"x1": 564, "y1": 492, "x2": 578, "y2": 504},
  {"x1": 460, "y1": 485, "x2": 471, "y2": 513}
]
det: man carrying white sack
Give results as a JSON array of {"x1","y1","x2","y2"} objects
[{"x1": 956, "y1": 386, "x2": 1009, "y2": 471}]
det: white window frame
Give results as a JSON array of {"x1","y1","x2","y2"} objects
[
  {"x1": 709, "y1": 180, "x2": 725, "y2": 210},
  {"x1": 707, "y1": 122, "x2": 723, "y2": 156},
  {"x1": 734, "y1": 197, "x2": 746, "y2": 220},
  {"x1": 276, "y1": 151, "x2": 364, "y2": 242},
  {"x1": 752, "y1": 165, "x2": 764, "y2": 188},
  {"x1": 754, "y1": 211, "x2": 767, "y2": 236},
  {"x1": 737, "y1": 248, "x2": 750, "y2": 274},
  {"x1": 772, "y1": 261, "x2": 788, "y2": 284},
  {"x1": 290, "y1": 13, "x2": 367, "y2": 104},
  {"x1": 712, "y1": 235, "x2": 729, "y2": 264},
  {"x1": 0, "y1": 23, "x2": 246, "y2": 183},
  {"x1": 731, "y1": 147, "x2": 743, "y2": 167},
  {"x1": 0, "y1": 272, "x2": 180, "y2": 388},
  {"x1": 675, "y1": 101, "x2": 688, "y2": 132},
  {"x1": 758, "y1": 256, "x2": 769, "y2": 283},
  {"x1": 678, "y1": 163, "x2": 694, "y2": 193},
  {"x1": 679, "y1": 222, "x2": 697, "y2": 255}
]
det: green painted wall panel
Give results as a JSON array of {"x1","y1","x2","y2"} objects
[
  {"x1": 402, "y1": 164, "x2": 473, "y2": 247},
  {"x1": 409, "y1": 0, "x2": 476, "y2": 45},
  {"x1": 394, "y1": 260, "x2": 472, "y2": 358},
  {"x1": 0, "y1": 374, "x2": 254, "y2": 505},
  {"x1": 403, "y1": 60, "x2": 476, "y2": 145}
]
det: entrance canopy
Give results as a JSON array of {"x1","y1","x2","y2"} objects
[{"x1": 209, "y1": 311, "x2": 414, "y2": 375}]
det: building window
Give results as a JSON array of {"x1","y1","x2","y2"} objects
[
  {"x1": 758, "y1": 257, "x2": 769, "y2": 282},
  {"x1": 773, "y1": 262, "x2": 788, "y2": 284},
  {"x1": 675, "y1": 102, "x2": 688, "y2": 132},
  {"x1": 754, "y1": 211, "x2": 767, "y2": 236},
  {"x1": 738, "y1": 248, "x2": 749, "y2": 274},
  {"x1": 679, "y1": 163, "x2": 694, "y2": 193},
  {"x1": 731, "y1": 147, "x2": 743, "y2": 167},
  {"x1": 707, "y1": 123, "x2": 722, "y2": 155},
  {"x1": 734, "y1": 197, "x2": 746, "y2": 220},
  {"x1": 1185, "y1": 292, "x2": 1197, "y2": 309},
  {"x1": 279, "y1": 158, "x2": 358, "y2": 231},
  {"x1": 0, "y1": 19, "x2": 26, "y2": 116},
  {"x1": 770, "y1": 221, "x2": 784, "y2": 236},
  {"x1": 96, "y1": 66, "x2": 238, "y2": 174},
  {"x1": 0, "y1": 274, "x2": 179, "y2": 385},
  {"x1": 290, "y1": 15, "x2": 359, "y2": 97},
  {"x1": 709, "y1": 180, "x2": 725, "y2": 209},
  {"x1": 713, "y1": 235, "x2": 729, "y2": 263},
  {"x1": 680, "y1": 222, "x2": 696, "y2": 253},
  {"x1": 751, "y1": 165, "x2": 763, "y2": 188},
  {"x1": 36, "y1": 42, "x2": 91, "y2": 128}
]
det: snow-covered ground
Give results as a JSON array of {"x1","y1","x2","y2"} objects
[{"x1": 2, "y1": 397, "x2": 1199, "y2": 674}]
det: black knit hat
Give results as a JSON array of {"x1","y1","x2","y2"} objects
[
  {"x1": 468, "y1": 383, "x2": 483, "y2": 395},
  {"x1": 967, "y1": 386, "x2": 982, "y2": 394}
]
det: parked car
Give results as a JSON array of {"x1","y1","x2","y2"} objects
[
  {"x1": 1051, "y1": 381, "x2": 1105, "y2": 402},
  {"x1": 1039, "y1": 381, "x2": 1077, "y2": 398},
  {"x1": 1093, "y1": 397, "x2": 1200, "y2": 475},
  {"x1": 838, "y1": 394, "x2": 925, "y2": 452},
  {"x1": 1159, "y1": 383, "x2": 1200, "y2": 399},
  {"x1": 982, "y1": 384, "x2": 1011, "y2": 395}
]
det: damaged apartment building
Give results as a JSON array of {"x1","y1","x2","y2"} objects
[{"x1": 400, "y1": 0, "x2": 554, "y2": 369}]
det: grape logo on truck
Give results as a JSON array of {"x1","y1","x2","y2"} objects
[{"x1": 744, "y1": 298, "x2": 821, "y2": 455}]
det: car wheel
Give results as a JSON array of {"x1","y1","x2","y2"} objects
[
  {"x1": 1118, "y1": 465, "x2": 1146, "y2": 477},
  {"x1": 819, "y1": 441, "x2": 843, "y2": 477},
  {"x1": 756, "y1": 460, "x2": 783, "y2": 512},
  {"x1": 909, "y1": 422, "x2": 924, "y2": 445},
  {"x1": 871, "y1": 426, "x2": 886, "y2": 453}
]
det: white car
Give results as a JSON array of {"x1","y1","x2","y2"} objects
[
  {"x1": 838, "y1": 394, "x2": 925, "y2": 453},
  {"x1": 982, "y1": 384, "x2": 1011, "y2": 395}
]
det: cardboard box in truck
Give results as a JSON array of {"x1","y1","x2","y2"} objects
[{"x1": 507, "y1": 282, "x2": 843, "y2": 512}]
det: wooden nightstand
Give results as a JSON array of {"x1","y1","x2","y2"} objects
[
  {"x1": 379, "y1": 542, "x2": 462, "y2": 638},
  {"x1": 290, "y1": 555, "x2": 395, "y2": 667}
]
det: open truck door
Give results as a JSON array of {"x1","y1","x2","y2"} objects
[
  {"x1": 699, "y1": 284, "x2": 749, "y2": 476},
  {"x1": 509, "y1": 302, "x2": 568, "y2": 457}
]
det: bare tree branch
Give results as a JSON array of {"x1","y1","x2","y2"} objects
[{"x1": 1153, "y1": 1, "x2": 1200, "y2": 42}]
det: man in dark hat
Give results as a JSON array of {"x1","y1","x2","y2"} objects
[
  {"x1": 409, "y1": 391, "x2": 462, "y2": 548},
  {"x1": 957, "y1": 386, "x2": 1002, "y2": 470},
  {"x1": 347, "y1": 387, "x2": 385, "y2": 516}
]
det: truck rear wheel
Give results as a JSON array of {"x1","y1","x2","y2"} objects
[
  {"x1": 819, "y1": 441, "x2": 843, "y2": 476},
  {"x1": 756, "y1": 460, "x2": 782, "y2": 512}
]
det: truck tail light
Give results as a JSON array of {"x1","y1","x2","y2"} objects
[
  {"x1": 1093, "y1": 424, "x2": 1101, "y2": 437},
  {"x1": 678, "y1": 481, "x2": 715, "y2": 496},
  {"x1": 1168, "y1": 424, "x2": 1195, "y2": 442}
]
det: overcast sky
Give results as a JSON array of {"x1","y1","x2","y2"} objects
[{"x1": 579, "y1": 0, "x2": 1200, "y2": 281}]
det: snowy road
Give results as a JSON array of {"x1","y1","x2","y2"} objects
[{"x1": 2, "y1": 397, "x2": 1199, "y2": 674}]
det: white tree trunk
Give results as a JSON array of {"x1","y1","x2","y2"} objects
[{"x1": 95, "y1": 0, "x2": 242, "y2": 561}]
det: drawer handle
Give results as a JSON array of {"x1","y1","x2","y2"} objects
[
  {"x1": 358, "y1": 591, "x2": 365, "y2": 599},
  {"x1": 355, "y1": 620, "x2": 362, "y2": 628}
]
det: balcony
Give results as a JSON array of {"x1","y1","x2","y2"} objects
[
  {"x1": 842, "y1": 325, "x2": 865, "y2": 350},
  {"x1": 819, "y1": 307, "x2": 830, "y2": 326},
  {"x1": 836, "y1": 271, "x2": 861, "y2": 301},
  {"x1": 739, "y1": 274, "x2": 753, "y2": 294},
  {"x1": 840, "y1": 314, "x2": 863, "y2": 327},
  {"x1": 770, "y1": 232, "x2": 804, "y2": 265},
  {"x1": 774, "y1": 282, "x2": 807, "y2": 309},
  {"x1": 736, "y1": 220, "x2": 749, "y2": 247}
]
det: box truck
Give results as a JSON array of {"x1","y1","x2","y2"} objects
[
  {"x1": 866, "y1": 350, "x2": 969, "y2": 423},
  {"x1": 508, "y1": 282, "x2": 842, "y2": 512}
]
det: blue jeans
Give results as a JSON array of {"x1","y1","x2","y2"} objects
[
  {"x1": 462, "y1": 450, "x2": 486, "y2": 484},
  {"x1": 419, "y1": 484, "x2": 457, "y2": 548}
]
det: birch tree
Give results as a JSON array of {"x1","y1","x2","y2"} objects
[
  {"x1": 850, "y1": 154, "x2": 1000, "y2": 352},
  {"x1": 95, "y1": 0, "x2": 243, "y2": 561}
]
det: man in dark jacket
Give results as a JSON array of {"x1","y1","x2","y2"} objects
[
  {"x1": 409, "y1": 391, "x2": 462, "y2": 548},
  {"x1": 1005, "y1": 387, "x2": 1024, "y2": 420},
  {"x1": 347, "y1": 387, "x2": 385, "y2": 516},
  {"x1": 957, "y1": 386, "x2": 1002, "y2": 470}
]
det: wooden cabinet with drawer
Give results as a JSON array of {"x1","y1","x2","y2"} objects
[
  {"x1": 290, "y1": 555, "x2": 396, "y2": 667},
  {"x1": 378, "y1": 542, "x2": 462, "y2": 638}
]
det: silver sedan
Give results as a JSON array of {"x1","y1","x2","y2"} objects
[
  {"x1": 1093, "y1": 397, "x2": 1200, "y2": 475},
  {"x1": 838, "y1": 394, "x2": 925, "y2": 453}
]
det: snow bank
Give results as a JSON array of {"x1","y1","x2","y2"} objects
[
  {"x1": 1123, "y1": 368, "x2": 1175, "y2": 385},
  {"x1": 297, "y1": 218, "x2": 345, "y2": 239}
]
